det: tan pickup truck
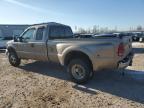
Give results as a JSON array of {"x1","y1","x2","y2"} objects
[{"x1": 6, "y1": 22, "x2": 133, "y2": 83}]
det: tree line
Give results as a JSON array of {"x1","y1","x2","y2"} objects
[{"x1": 74, "y1": 25, "x2": 144, "y2": 34}]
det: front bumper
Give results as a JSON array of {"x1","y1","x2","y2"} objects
[
  {"x1": 5, "y1": 49, "x2": 8, "y2": 56},
  {"x1": 118, "y1": 52, "x2": 133, "y2": 69}
]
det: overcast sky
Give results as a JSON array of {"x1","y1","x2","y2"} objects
[{"x1": 0, "y1": 0, "x2": 144, "y2": 30}]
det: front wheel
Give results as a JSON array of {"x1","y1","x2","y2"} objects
[
  {"x1": 8, "y1": 51, "x2": 21, "y2": 67},
  {"x1": 67, "y1": 59, "x2": 92, "y2": 84}
]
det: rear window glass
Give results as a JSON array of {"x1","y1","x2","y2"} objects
[{"x1": 49, "y1": 26, "x2": 73, "y2": 39}]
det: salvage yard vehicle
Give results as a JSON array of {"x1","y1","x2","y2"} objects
[
  {"x1": 74, "y1": 34, "x2": 94, "y2": 38},
  {"x1": 139, "y1": 32, "x2": 144, "y2": 42},
  {"x1": 6, "y1": 22, "x2": 133, "y2": 83},
  {"x1": 0, "y1": 37, "x2": 13, "y2": 49},
  {"x1": 132, "y1": 32, "x2": 143, "y2": 42}
]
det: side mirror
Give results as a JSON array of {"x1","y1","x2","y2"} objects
[
  {"x1": 13, "y1": 35, "x2": 20, "y2": 42},
  {"x1": 18, "y1": 37, "x2": 23, "y2": 42},
  {"x1": 14, "y1": 36, "x2": 23, "y2": 42},
  {"x1": 13, "y1": 36, "x2": 18, "y2": 42}
]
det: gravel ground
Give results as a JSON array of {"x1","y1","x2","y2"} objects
[{"x1": 0, "y1": 42, "x2": 144, "y2": 108}]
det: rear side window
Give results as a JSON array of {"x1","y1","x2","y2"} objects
[
  {"x1": 49, "y1": 26, "x2": 73, "y2": 39},
  {"x1": 36, "y1": 27, "x2": 45, "y2": 40}
]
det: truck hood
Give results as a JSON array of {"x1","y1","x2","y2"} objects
[{"x1": 7, "y1": 40, "x2": 14, "y2": 44}]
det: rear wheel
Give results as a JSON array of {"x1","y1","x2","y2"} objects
[
  {"x1": 8, "y1": 51, "x2": 21, "y2": 67},
  {"x1": 68, "y1": 59, "x2": 92, "y2": 84}
]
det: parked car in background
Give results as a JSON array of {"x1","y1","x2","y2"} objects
[
  {"x1": 74, "y1": 33, "x2": 94, "y2": 38},
  {"x1": 0, "y1": 37, "x2": 13, "y2": 49},
  {"x1": 6, "y1": 22, "x2": 133, "y2": 83},
  {"x1": 94, "y1": 33, "x2": 132, "y2": 39},
  {"x1": 132, "y1": 32, "x2": 143, "y2": 42},
  {"x1": 0, "y1": 25, "x2": 29, "y2": 50},
  {"x1": 139, "y1": 32, "x2": 144, "y2": 42}
]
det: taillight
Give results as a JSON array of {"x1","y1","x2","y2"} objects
[{"x1": 117, "y1": 43, "x2": 125, "y2": 57}]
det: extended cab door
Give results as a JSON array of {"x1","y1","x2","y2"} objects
[{"x1": 47, "y1": 26, "x2": 73, "y2": 63}]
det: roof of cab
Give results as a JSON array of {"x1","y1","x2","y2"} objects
[{"x1": 32, "y1": 22, "x2": 69, "y2": 27}]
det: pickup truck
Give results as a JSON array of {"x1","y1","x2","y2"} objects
[{"x1": 6, "y1": 22, "x2": 133, "y2": 83}]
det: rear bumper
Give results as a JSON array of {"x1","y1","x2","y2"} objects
[{"x1": 118, "y1": 52, "x2": 133, "y2": 69}]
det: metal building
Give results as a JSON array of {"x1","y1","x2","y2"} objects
[{"x1": 0, "y1": 25, "x2": 29, "y2": 37}]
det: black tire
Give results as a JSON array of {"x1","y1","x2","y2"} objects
[
  {"x1": 89, "y1": 70, "x2": 94, "y2": 79},
  {"x1": 137, "y1": 38, "x2": 140, "y2": 41},
  {"x1": 8, "y1": 51, "x2": 21, "y2": 67},
  {"x1": 67, "y1": 59, "x2": 92, "y2": 84}
]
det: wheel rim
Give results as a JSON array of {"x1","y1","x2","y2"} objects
[
  {"x1": 10, "y1": 54, "x2": 17, "y2": 64},
  {"x1": 71, "y1": 64, "x2": 86, "y2": 80}
]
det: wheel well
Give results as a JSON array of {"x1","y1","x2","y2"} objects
[
  {"x1": 7, "y1": 47, "x2": 16, "y2": 53},
  {"x1": 64, "y1": 51, "x2": 93, "y2": 70}
]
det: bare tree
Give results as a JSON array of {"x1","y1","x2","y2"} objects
[
  {"x1": 137, "y1": 25, "x2": 142, "y2": 31},
  {"x1": 75, "y1": 25, "x2": 144, "y2": 34}
]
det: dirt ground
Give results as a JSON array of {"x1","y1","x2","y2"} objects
[{"x1": 0, "y1": 42, "x2": 144, "y2": 108}]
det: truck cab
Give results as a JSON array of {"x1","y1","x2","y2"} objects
[{"x1": 9, "y1": 23, "x2": 73, "y2": 61}]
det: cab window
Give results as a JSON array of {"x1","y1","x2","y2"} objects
[
  {"x1": 22, "y1": 28, "x2": 35, "y2": 41},
  {"x1": 36, "y1": 27, "x2": 45, "y2": 40},
  {"x1": 49, "y1": 26, "x2": 73, "y2": 39}
]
